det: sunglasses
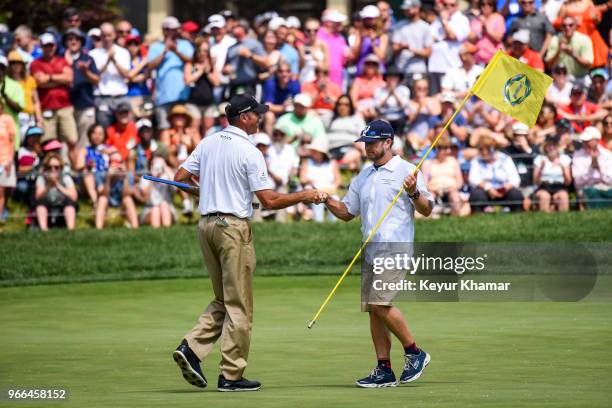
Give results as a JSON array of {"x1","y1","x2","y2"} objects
[
  {"x1": 337, "y1": 101, "x2": 351, "y2": 106},
  {"x1": 562, "y1": 23, "x2": 575, "y2": 28},
  {"x1": 47, "y1": 165, "x2": 61, "y2": 170},
  {"x1": 305, "y1": 28, "x2": 318, "y2": 33},
  {"x1": 445, "y1": 2, "x2": 457, "y2": 6},
  {"x1": 127, "y1": 41, "x2": 139, "y2": 46},
  {"x1": 604, "y1": 121, "x2": 612, "y2": 126},
  {"x1": 117, "y1": 30, "x2": 129, "y2": 35}
]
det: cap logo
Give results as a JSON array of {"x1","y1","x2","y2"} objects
[{"x1": 238, "y1": 105, "x2": 253, "y2": 113}]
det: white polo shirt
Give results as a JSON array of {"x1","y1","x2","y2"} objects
[
  {"x1": 89, "y1": 44, "x2": 130, "y2": 97},
  {"x1": 342, "y1": 155, "x2": 432, "y2": 243},
  {"x1": 180, "y1": 125, "x2": 270, "y2": 218}
]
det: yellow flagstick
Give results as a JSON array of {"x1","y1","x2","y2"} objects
[{"x1": 307, "y1": 91, "x2": 474, "y2": 329}]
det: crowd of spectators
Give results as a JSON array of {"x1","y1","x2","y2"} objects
[{"x1": 0, "y1": 1, "x2": 611, "y2": 230}]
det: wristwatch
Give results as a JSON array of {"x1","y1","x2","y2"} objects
[{"x1": 407, "y1": 190, "x2": 420, "y2": 200}]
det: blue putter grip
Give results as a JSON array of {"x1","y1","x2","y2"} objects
[{"x1": 143, "y1": 175, "x2": 198, "y2": 190}]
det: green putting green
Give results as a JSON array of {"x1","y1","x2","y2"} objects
[{"x1": 1, "y1": 277, "x2": 611, "y2": 407}]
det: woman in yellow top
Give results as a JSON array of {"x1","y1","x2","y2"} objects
[{"x1": 7, "y1": 50, "x2": 42, "y2": 131}]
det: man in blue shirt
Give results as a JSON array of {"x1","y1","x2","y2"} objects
[
  {"x1": 147, "y1": 16, "x2": 194, "y2": 129},
  {"x1": 63, "y1": 28, "x2": 99, "y2": 147},
  {"x1": 262, "y1": 62, "x2": 300, "y2": 134},
  {"x1": 268, "y1": 17, "x2": 300, "y2": 75}
]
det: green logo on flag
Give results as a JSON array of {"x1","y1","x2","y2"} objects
[{"x1": 503, "y1": 74, "x2": 532, "y2": 106}]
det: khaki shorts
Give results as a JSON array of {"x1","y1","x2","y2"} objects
[
  {"x1": 42, "y1": 106, "x2": 78, "y2": 145},
  {"x1": 361, "y1": 264, "x2": 407, "y2": 312}
]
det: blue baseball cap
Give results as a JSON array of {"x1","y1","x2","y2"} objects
[
  {"x1": 355, "y1": 120, "x2": 394, "y2": 143},
  {"x1": 25, "y1": 126, "x2": 44, "y2": 138}
]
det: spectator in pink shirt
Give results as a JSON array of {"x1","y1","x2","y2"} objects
[
  {"x1": 317, "y1": 10, "x2": 349, "y2": 88},
  {"x1": 572, "y1": 126, "x2": 612, "y2": 209},
  {"x1": 470, "y1": 0, "x2": 506, "y2": 65}
]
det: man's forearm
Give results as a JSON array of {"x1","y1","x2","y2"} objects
[
  {"x1": 412, "y1": 193, "x2": 433, "y2": 216},
  {"x1": 325, "y1": 197, "x2": 354, "y2": 221},
  {"x1": 259, "y1": 190, "x2": 311, "y2": 210}
]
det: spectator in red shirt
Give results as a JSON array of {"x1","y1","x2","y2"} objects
[
  {"x1": 559, "y1": 84, "x2": 607, "y2": 133},
  {"x1": 508, "y1": 29, "x2": 545, "y2": 72},
  {"x1": 30, "y1": 33, "x2": 79, "y2": 166},
  {"x1": 301, "y1": 65, "x2": 342, "y2": 127},
  {"x1": 106, "y1": 102, "x2": 139, "y2": 161}
]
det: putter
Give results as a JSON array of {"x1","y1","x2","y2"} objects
[{"x1": 143, "y1": 175, "x2": 199, "y2": 191}]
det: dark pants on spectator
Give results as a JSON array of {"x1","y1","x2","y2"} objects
[
  {"x1": 427, "y1": 72, "x2": 445, "y2": 96},
  {"x1": 469, "y1": 187, "x2": 524, "y2": 213},
  {"x1": 583, "y1": 187, "x2": 612, "y2": 209},
  {"x1": 95, "y1": 96, "x2": 130, "y2": 128}
]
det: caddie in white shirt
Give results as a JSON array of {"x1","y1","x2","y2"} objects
[
  {"x1": 171, "y1": 94, "x2": 325, "y2": 392},
  {"x1": 323, "y1": 120, "x2": 434, "y2": 388}
]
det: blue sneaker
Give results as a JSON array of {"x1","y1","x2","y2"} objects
[
  {"x1": 356, "y1": 365, "x2": 397, "y2": 388},
  {"x1": 400, "y1": 350, "x2": 431, "y2": 383}
]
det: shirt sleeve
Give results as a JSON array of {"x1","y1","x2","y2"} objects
[
  {"x1": 468, "y1": 158, "x2": 483, "y2": 187},
  {"x1": 504, "y1": 156, "x2": 521, "y2": 187},
  {"x1": 180, "y1": 139, "x2": 203, "y2": 176},
  {"x1": 179, "y1": 40, "x2": 194, "y2": 60},
  {"x1": 115, "y1": 47, "x2": 131, "y2": 70},
  {"x1": 342, "y1": 175, "x2": 361, "y2": 216},
  {"x1": 246, "y1": 149, "x2": 270, "y2": 192},
  {"x1": 86, "y1": 55, "x2": 99, "y2": 75},
  {"x1": 62, "y1": 174, "x2": 75, "y2": 188},
  {"x1": 416, "y1": 169, "x2": 433, "y2": 201},
  {"x1": 146, "y1": 43, "x2": 163, "y2": 63},
  {"x1": 450, "y1": 14, "x2": 471, "y2": 43},
  {"x1": 252, "y1": 40, "x2": 266, "y2": 57}
]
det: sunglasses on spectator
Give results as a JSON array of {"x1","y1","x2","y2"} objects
[
  {"x1": 604, "y1": 121, "x2": 612, "y2": 126},
  {"x1": 117, "y1": 30, "x2": 129, "y2": 35},
  {"x1": 46, "y1": 165, "x2": 61, "y2": 170},
  {"x1": 278, "y1": 69, "x2": 291, "y2": 73},
  {"x1": 415, "y1": 86, "x2": 428, "y2": 91},
  {"x1": 337, "y1": 101, "x2": 351, "y2": 106},
  {"x1": 445, "y1": 2, "x2": 457, "y2": 7},
  {"x1": 562, "y1": 23, "x2": 575, "y2": 28},
  {"x1": 91, "y1": 36, "x2": 101, "y2": 41},
  {"x1": 66, "y1": 16, "x2": 80, "y2": 23},
  {"x1": 127, "y1": 41, "x2": 139, "y2": 46}
]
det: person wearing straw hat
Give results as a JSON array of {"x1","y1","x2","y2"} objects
[
  {"x1": 300, "y1": 136, "x2": 341, "y2": 222},
  {"x1": 322, "y1": 119, "x2": 433, "y2": 388}
]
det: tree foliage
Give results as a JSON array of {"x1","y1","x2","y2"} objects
[{"x1": 0, "y1": 0, "x2": 121, "y2": 32}]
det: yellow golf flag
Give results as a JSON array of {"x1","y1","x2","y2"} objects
[{"x1": 471, "y1": 50, "x2": 553, "y2": 127}]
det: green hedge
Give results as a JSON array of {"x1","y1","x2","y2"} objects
[{"x1": 1, "y1": 210, "x2": 611, "y2": 287}]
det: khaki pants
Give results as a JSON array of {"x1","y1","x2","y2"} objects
[
  {"x1": 74, "y1": 107, "x2": 96, "y2": 148},
  {"x1": 184, "y1": 215, "x2": 256, "y2": 381},
  {"x1": 42, "y1": 106, "x2": 78, "y2": 145}
]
